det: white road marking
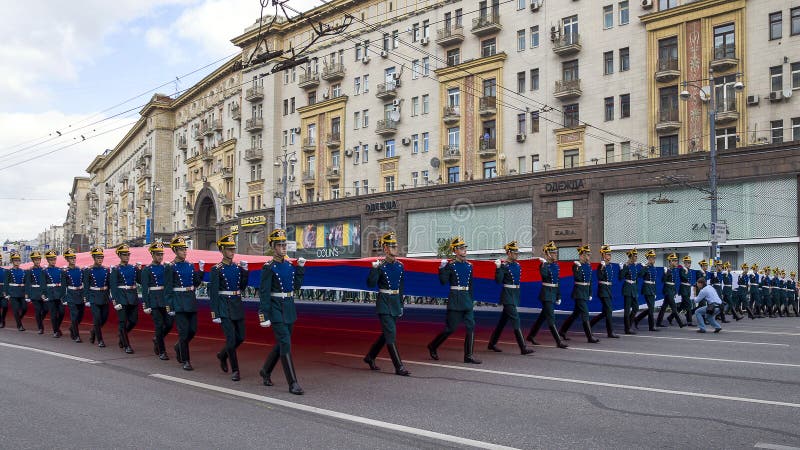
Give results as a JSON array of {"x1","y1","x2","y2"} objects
[
  {"x1": 327, "y1": 352, "x2": 800, "y2": 409},
  {"x1": 0, "y1": 342, "x2": 99, "y2": 364},
  {"x1": 623, "y1": 334, "x2": 789, "y2": 347},
  {"x1": 567, "y1": 347, "x2": 800, "y2": 368},
  {"x1": 723, "y1": 330, "x2": 800, "y2": 336},
  {"x1": 150, "y1": 374, "x2": 518, "y2": 450},
  {"x1": 754, "y1": 443, "x2": 800, "y2": 450}
]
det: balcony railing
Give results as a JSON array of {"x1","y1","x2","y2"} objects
[
  {"x1": 478, "y1": 138, "x2": 497, "y2": 157},
  {"x1": 231, "y1": 105, "x2": 240, "y2": 120},
  {"x1": 184, "y1": 182, "x2": 195, "y2": 192},
  {"x1": 376, "y1": 119, "x2": 398, "y2": 135},
  {"x1": 220, "y1": 167, "x2": 234, "y2": 179},
  {"x1": 710, "y1": 44, "x2": 738, "y2": 70},
  {"x1": 245, "y1": 117, "x2": 264, "y2": 132},
  {"x1": 656, "y1": 108, "x2": 681, "y2": 132},
  {"x1": 471, "y1": 14, "x2": 501, "y2": 36},
  {"x1": 442, "y1": 106, "x2": 460, "y2": 124},
  {"x1": 326, "y1": 132, "x2": 341, "y2": 148},
  {"x1": 553, "y1": 33, "x2": 581, "y2": 55},
  {"x1": 325, "y1": 167, "x2": 341, "y2": 180},
  {"x1": 442, "y1": 145, "x2": 461, "y2": 164},
  {"x1": 655, "y1": 57, "x2": 680, "y2": 82},
  {"x1": 322, "y1": 63, "x2": 345, "y2": 81},
  {"x1": 302, "y1": 171, "x2": 316, "y2": 185},
  {"x1": 299, "y1": 72, "x2": 320, "y2": 89},
  {"x1": 478, "y1": 96, "x2": 497, "y2": 115},
  {"x1": 376, "y1": 82, "x2": 398, "y2": 99},
  {"x1": 244, "y1": 147, "x2": 263, "y2": 161},
  {"x1": 302, "y1": 138, "x2": 316, "y2": 153},
  {"x1": 177, "y1": 136, "x2": 188, "y2": 149},
  {"x1": 554, "y1": 79, "x2": 582, "y2": 99},
  {"x1": 436, "y1": 25, "x2": 465, "y2": 46},
  {"x1": 715, "y1": 99, "x2": 739, "y2": 123},
  {"x1": 245, "y1": 85, "x2": 264, "y2": 102},
  {"x1": 220, "y1": 192, "x2": 233, "y2": 206}
]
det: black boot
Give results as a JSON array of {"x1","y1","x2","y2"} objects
[
  {"x1": 583, "y1": 321, "x2": 599, "y2": 343},
  {"x1": 634, "y1": 310, "x2": 647, "y2": 330},
  {"x1": 259, "y1": 350, "x2": 280, "y2": 386},
  {"x1": 217, "y1": 351, "x2": 229, "y2": 373},
  {"x1": 487, "y1": 324, "x2": 503, "y2": 352},
  {"x1": 386, "y1": 343, "x2": 410, "y2": 376},
  {"x1": 558, "y1": 314, "x2": 574, "y2": 341},
  {"x1": 463, "y1": 332, "x2": 481, "y2": 364},
  {"x1": 624, "y1": 312, "x2": 636, "y2": 335},
  {"x1": 174, "y1": 343, "x2": 184, "y2": 364},
  {"x1": 548, "y1": 324, "x2": 568, "y2": 349},
  {"x1": 123, "y1": 331, "x2": 134, "y2": 354},
  {"x1": 427, "y1": 332, "x2": 448, "y2": 360},
  {"x1": 281, "y1": 353, "x2": 304, "y2": 395},
  {"x1": 90, "y1": 328, "x2": 96, "y2": 343},
  {"x1": 514, "y1": 329, "x2": 534, "y2": 354},
  {"x1": 152, "y1": 337, "x2": 159, "y2": 356},
  {"x1": 228, "y1": 349, "x2": 240, "y2": 381},
  {"x1": 364, "y1": 335, "x2": 385, "y2": 370}
]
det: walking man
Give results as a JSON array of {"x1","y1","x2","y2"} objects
[
  {"x1": 63, "y1": 248, "x2": 86, "y2": 342},
  {"x1": 526, "y1": 241, "x2": 569, "y2": 349},
  {"x1": 6, "y1": 251, "x2": 28, "y2": 331},
  {"x1": 488, "y1": 241, "x2": 535, "y2": 354},
  {"x1": 165, "y1": 236, "x2": 204, "y2": 370},
  {"x1": 110, "y1": 244, "x2": 139, "y2": 354},
  {"x1": 141, "y1": 241, "x2": 172, "y2": 360},
  {"x1": 209, "y1": 234, "x2": 249, "y2": 380},
  {"x1": 656, "y1": 253, "x2": 686, "y2": 328},
  {"x1": 590, "y1": 245, "x2": 619, "y2": 338},
  {"x1": 619, "y1": 249, "x2": 641, "y2": 334},
  {"x1": 43, "y1": 250, "x2": 66, "y2": 337},
  {"x1": 84, "y1": 247, "x2": 111, "y2": 347}
]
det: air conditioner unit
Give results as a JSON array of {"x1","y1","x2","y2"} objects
[
  {"x1": 294, "y1": 190, "x2": 301, "y2": 196},
  {"x1": 375, "y1": 143, "x2": 383, "y2": 150},
  {"x1": 420, "y1": 37, "x2": 429, "y2": 46},
  {"x1": 277, "y1": 177, "x2": 283, "y2": 183},
  {"x1": 380, "y1": 50, "x2": 389, "y2": 58},
  {"x1": 769, "y1": 91, "x2": 783, "y2": 102},
  {"x1": 746, "y1": 94, "x2": 760, "y2": 105},
  {"x1": 516, "y1": 134, "x2": 527, "y2": 142},
  {"x1": 322, "y1": 91, "x2": 330, "y2": 99},
  {"x1": 392, "y1": 73, "x2": 401, "y2": 80},
  {"x1": 530, "y1": 1, "x2": 540, "y2": 11},
  {"x1": 288, "y1": 175, "x2": 296, "y2": 182},
  {"x1": 294, "y1": 127, "x2": 301, "y2": 133},
  {"x1": 361, "y1": 56, "x2": 370, "y2": 64},
  {"x1": 392, "y1": 99, "x2": 401, "y2": 106},
  {"x1": 331, "y1": 168, "x2": 339, "y2": 175},
  {"x1": 550, "y1": 26, "x2": 559, "y2": 42},
  {"x1": 345, "y1": 149, "x2": 353, "y2": 157},
  {"x1": 401, "y1": 137, "x2": 411, "y2": 145},
  {"x1": 641, "y1": 0, "x2": 653, "y2": 9}
]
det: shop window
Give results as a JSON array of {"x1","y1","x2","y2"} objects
[{"x1": 557, "y1": 200, "x2": 574, "y2": 219}]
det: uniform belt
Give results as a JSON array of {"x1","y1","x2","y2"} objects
[
  {"x1": 218, "y1": 290, "x2": 240, "y2": 296},
  {"x1": 148, "y1": 286, "x2": 164, "y2": 291},
  {"x1": 46, "y1": 283, "x2": 61, "y2": 287},
  {"x1": 644, "y1": 281, "x2": 655, "y2": 284},
  {"x1": 681, "y1": 283, "x2": 691, "y2": 286},
  {"x1": 7, "y1": 283, "x2": 23, "y2": 287},
  {"x1": 574, "y1": 282, "x2": 590, "y2": 286},
  {"x1": 665, "y1": 282, "x2": 675, "y2": 285},
  {"x1": 599, "y1": 281, "x2": 612, "y2": 285},
  {"x1": 379, "y1": 289, "x2": 400, "y2": 295},
  {"x1": 117, "y1": 285, "x2": 136, "y2": 290},
  {"x1": 89, "y1": 287, "x2": 107, "y2": 291},
  {"x1": 712, "y1": 283, "x2": 721, "y2": 286},
  {"x1": 271, "y1": 292, "x2": 293, "y2": 298},
  {"x1": 541, "y1": 282, "x2": 557, "y2": 288},
  {"x1": 625, "y1": 280, "x2": 636, "y2": 284},
  {"x1": 503, "y1": 284, "x2": 519, "y2": 289},
  {"x1": 450, "y1": 286, "x2": 469, "y2": 291},
  {"x1": 30, "y1": 284, "x2": 41, "y2": 288},
  {"x1": 174, "y1": 287, "x2": 194, "y2": 292},
  {"x1": 67, "y1": 286, "x2": 83, "y2": 291}
]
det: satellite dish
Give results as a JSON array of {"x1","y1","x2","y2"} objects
[
  {"x1": 430, "y1": 157, "x2": 440, "y2": 168},
  {"x1": 389, "y1": 109, "x2": 401, "y2": 122},
  {"x1": 698, "y1": 87, "x2": 710, "y2": 102},
  {"x1": 783, "y1": 88, "x2": 793, "y2": 99}
]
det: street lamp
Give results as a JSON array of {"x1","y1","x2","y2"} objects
[
  {"x1": 148, "y1": 182, "x2": 161, "y2": 244},
  {"x1": 274, "y1": 148, "x2": 297, "y2": 230},
  {"x1": 680, "y1": 69, "x2": 744, "y2": 260}
]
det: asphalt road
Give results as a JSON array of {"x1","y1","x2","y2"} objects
[{"x1": 1, "y1": 302, "x2": 799, "y2": 449}]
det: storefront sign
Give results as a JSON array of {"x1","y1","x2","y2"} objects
[
  {"x1": 230, "y1": 225, "x2": 239, "y2": 234},
  {"x1": 241, "y1": 215, "x2": 267, "y2": 227},
  {"x1": 545, "y1": 179, "x2": 585, "y2": 192},
  {"x1": 287, "y1": 218, "x2": 361, "y2": 259},
  {"x1": 365, "y1": 200, "x2": 398, "y2": 213}
]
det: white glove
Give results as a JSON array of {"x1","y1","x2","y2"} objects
[
  {"x1": 664, "y1": 267, "x2": 668, "y2": 274},
  {"x1": 85, "y1": 301, "x2": 91, "y2": 307},
  {"x1": 62, "y1": 301, "x2": 68, "y2": 306},
  {"x1": 589, "y1": 296, "x2": 593, "y2": 301},
  {"x1": 25, "y1": 298, "x2": 31, "y2": 303},
  {"x1": 372, "y1": 260, "x2": 381, "y2": 269},
  {"x1": 239, "y1": 260, "x2": 248, "y2": 270},
  {"x1": 114, "y1": 303, "x2": 123, "y2": 311},
  {"x1": 439, "y1": 259, "x2": 448, "y2": 268},
  {"x1": 198, "y1": 260, "x2": 205, "y2": 271},
  {"x1": 555, "y1": 299, "x2": 562, "y2": 305},
  {"x1": 212, "y1": 317, "x2": 221, "y2": 324},
  {"x1": 259, "y1": 320, "x2": 272, "y2": 328},
  {"x1": 143, "y1": 307, "x2": 152, "y2": 315},
  {"x1": 135, "y1": 262, "x2": 142, "y2": 269},
  {"x1": 168, "y1": 311, "x2": 176, "y2": 317},
  {"x1": 494, "y1": 259, "x2": 502, "y2": 268},
  {"x1": 600, "y1": 260, "x2": 606, "y2": 267},
  {"x1": 537, "y1": 257, "x2": 547, "y2": 263},
  {"x1": 42, "y1": 296, "x2": 49, "y2": 302},
  {"x1": 297, "y1": 257, "x2": 306, "y2": 267}
]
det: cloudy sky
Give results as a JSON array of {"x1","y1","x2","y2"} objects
[{"x1": 0, "y1": 0, "x2": 320, "y2": 241}]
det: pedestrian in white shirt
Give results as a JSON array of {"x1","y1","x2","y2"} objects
[{"x1": 694, "y1": 277, "x2": 723, "y2": 333}]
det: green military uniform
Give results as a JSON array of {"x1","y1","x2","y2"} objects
[
  {"x1": 656, "y1": 253, "x2": 686, "y2": 327},
  {"x1": 526, "y1": 241, "x2": 568, "y2": 349},
  {"x1": 619, "y1": 249, "x2": 641, "y2": 334},
  {"x1": 633, "y1": 250, "x2": 660, "y2": 331},
  {"x1": 559, "y1": 245, "x2": 600, "y2": 343},
  {"x1": 488, "y1": 241, "x2": 534, "y2": 354},
  {"x1": 678, "y1": 257, "x2": 695, "y2": 325},
  {"x1": 590, "y1": 245, "x2": 619, "y2": 338}
]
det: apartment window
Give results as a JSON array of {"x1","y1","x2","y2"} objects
[
  {"x1": 362, "y1": 144, "x2": 369, "y2": 163},
  {"x1": 517, "y1": 0, "x2": 525, "y2": 9},
  {"x1": 411, "y1": 96, "x2": 419, "y2": 116},
  {"x1": 620, "y1": 94, "x2": 631, "y2": 118},
  {"x1": 412, "y1": 134, "x2": 419, "y2": 154},
  {"x1": 446, "y1": 48, "x2": 460, "y2": 66},
  {"x1": 772, "y1": 120, "x2": 784, "y2": 143},
  {"x1": 605, "y1": 144, "x2": 615, "y2": 163},
  {"x1": 283, "y1": 99, "x2": 288, "y2": 116},
  {"x1": 354, "y1": 112, "x2": 360, "y2": 129},
  {"x1": 660, "y1": 135, "x2": 679, "y2": 156},
  {"x1": 423, "y1": 19, "x2": 430, "y2": 38},
  {"x1": 530, "y1": 68, "x2": 539, "y2": 90},
  {"x1": 447, "y1": 87, "x2": 460, "y2": 108},
  {"x1": 282, "y1": 130, "x2": 288, "y2": 146},
  {"x1": 422, "y1": 57, "x2": 430, "y2": 76},
  {"x1": 603, "y1": 5, "x2": 613, "y2": 29},
  {"x1": 482, "y1": 38, "x2": 497, "y2": 57},
  {"x1": 658, "y1": 36, "x2": 678, "y2": 70},
  {"x1": 619, "y1": 47, "x2": 630, "y2": 71},
  {"x1": 354, "y1": 77, "x2": 361, "y2": 95},
  {"x1": 421, "y1": 169, "x2": 429, "y2": 185},
  {"x1": 332, "y1": 83, "x2": 341, "y2": 98},
  {"x1": 308, "y1": 91, "x2": 316, "y2": 105},
  {"x1": 331, "y1": 150, "x2": 341, "y2": 168},
  {"x1": 769, "y1": 12, "x2": 782, "y2": 40},
  {"x1": 411, "y1": 171, "x2": 419, "y2": 187},
  {"x1": 483, "y1": 161, "x2": 497, "y2": 179},
  {"x1": 714, "y1": 24, "x2": 735, "y2": 59},
  {"x1": 363, "y1": 74, "x2": 369, "y2": 93},
  {"x1": 659, "y1": 0, "x2": 677, "y2": 10},
  {"x1": 603, "y1": 51, "x2": 614, "y2": 75},
  {"x1": 392, "y1": 30, "x2": 399, "y2": 49},
  {"x1": 384, "y1": 176, "x2": 395, "y2": 192},
  {"x1": 715, "y1": 75, "x2": 738, "y2": 112},
  {"x1": 412, "y1": 23, "x2": 420, "y2": 42},
  {"x1": 447, "y1": 127, "x2": 460, "y2": 149},
  {"x1": 385, "y1": 139, "x2": 396, "y2": 158},
  {"x1": 517, "y1": 113, "x2": 526, "y2": 135},
  {"x1": 518, "y1": 156, "x2": 527, "y2": 173},
  {"x1": 422, "y1": 94, "x2": 430, "y2": 114},
  {"x1": 563, "y1": 150, "x2": 579, "y2": 169},
  {"x1": 382, "y1": 33, "x2": 390, "y2": 51},
  {"x1": 362, "y1": 110, "x2": 369, "y2": 127},
  {"x1": 532, "y1": 154, "x2": 540, "y2": 171},
  {"x1": 791, "y1": 62, "x2": 800, "y2": 89},
  {"x1": 355, "y1": 43, "x2": 362, "y2": 60},
  {"x1": 422, "y1": 132, "x2": 430, "y2": 152},
  {"x1": 331, "y1": 184, "x2": 340, "y2": 200},
  {"x1": 604, "y1": 97, "x2": 614, "y2": 121},
  {"x1": 517, "y1": 30, "x2": 526, "y2": 51},
  {"x1": 517, "y1": 71, "x2": 526, "y2": 93},
  {"x1": 771, "y1": 66, "x2": 783, "y2": 92},
  {"x1": 563, "y1": 59, "x2": 579, "y2": 81},
  {"x1": 792, "y1": 117, "x2": 800, "y2": 141},
  {"x1": 353, "y1": 146, "x2": 360, "y2": 164},
  {"x1": 353, "y1": 180, "x2": 360, "y2": 195},
  {"x1": 659, "y1": 86, "x2": 679, "y2": 122},
  {"x1": 307, "y1": 124, "x2": 316, "y2": 144},
  {"x1": 619, "y1": 1, "x2": 629, "y2": 25},
  {"x1": 448, "y1": 166, "x2": 460, "y2": 183},
  {"x1": 290, "y1": 98, "x2": 295, "y2": 113},
  {"x1": 564, "y1": 104, "x2": 579, "y2": 128},
  {"x1": 562, "y1": 15, "x2": 579, "y2": 44},
  {"x1": 716, "y1": 127, "x2": 737, "y2": 150},
  {"x1": 621, "y1": 141, "x2": 631, "y2": 161},
  {"x1": 530, "y1": 25, "x2": 539, "y2": 48},
  {"x1": 792, "y1": 7, "x2": 800, "y2": 36},
  {"x1": 530, "y1": 110, "x2": 540, "y2": 133},
  {"x1": 290, "y1": 128, "x2": 297, "y2": 145},
  {"x1": 483, "y1": 78, "x2": 497, "y2": 97}
]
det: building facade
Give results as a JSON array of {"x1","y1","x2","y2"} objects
[{"x1": 63, "y1": 176, "x2": 91, "y2": 251}]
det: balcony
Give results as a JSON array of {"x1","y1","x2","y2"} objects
[
  {"x1": 375, "y1": 119, "x2": 398, "y2": 135},
  {"x1": 442, "y1": 145, "x2": 461, "y2": 164},
  {"x1": 375, "y1": 82, "x2": 398, "y2": 100},
  {"x1": 656, "y1": 109, "x2": 681, "y2": 132},
  {"x1": 325, "y1": 167, "x2": 341, "y2": 181},
  {"x1": 553, "y1": 33, "x2": 581, "y2": 56},
  {"x1": 715, "y1": 100, "x2": 739, "y2": 124},
  {"x1": 655, "y1": 57, "x2": 680, "y2": 82},
  {"x1": 245, "y1": 85, "x2": 264, "y2": 102},
  {"x1": 321, "y1": 63, "x2": 345, "y2": 81},
  {"x1": 245, "y1": 117, "x2": 264, "y2": 132},
  {"x1": 202, "y1": 120, "x2": 220, "y2": 136},
  {"x1": 220, "y1": 192, "x2": 233, "y2": 207},
  {"x1": 710, "y1": 45, "x2": 738, "y2": 71},
  {"x1": 326, "y1": 132, "x2": 341, "y2": 149},
  {"x1": 244, "y1": 147, "x2": 263, "y2": 162},
  {"x1": 442, "y1": 106, "x2": 460, "y2": 124},
  {"x1": 193, "y1": 130, "x2": 203, "y2": 142},
  {"x1": 478, "y1": 138, "x2": 497, "y2": 158},
  {"x1": 471, "y1": 14, "x2": 501, "y2": 37},
  {"x1": 478, "y1": 96, "x2": 497, "y2": 116},
  {"x1": 177, "y1": 136, "x2": 188, "y2": 149},
  {"x1": 142, "y1": 191, "x2": 152, "y2": 201},
  {"x1": 436, "y1": 25, "x2": 465, "y2": 46},
  {"x1": 186, "y1": 204, "x2": 194, "y2": 215},
  {"x1": 141, "y1": 148, "x2": 152, "y2": 158},
  {"x1": 554, "y1": 79, "x2": 582, "y2": 100},
  {"x1": 201, "y1": 150, "x2": 213, "y2": 162},
  {"x1": 212, "y1": 118, "x2": 223, "y2": 132},
  {"x1": 302, "y1": 138, "x2": 317, "y2": 153},
  {"x1": 231, "y1": 105, "x2": 241, "y2": 120},
  {"x1": 184, "y1": 182, "x2": 195, "y2": 192},
  {"x1": 220, "y1": 167, "x2": 234, "y2": 179},
  {"x1": 298, "y1": 72, "x2": 320, "y2": 89},
  {"x1": 302, "y1": 171, "x2": 316, "y2": 185}
]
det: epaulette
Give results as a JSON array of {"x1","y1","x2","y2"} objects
[
  {"x1": 215, "y1": 262, "x2": 224, "y2": 269},
  {"x1": 600, "y1": 260, "x2": 606, "y2": 266}
]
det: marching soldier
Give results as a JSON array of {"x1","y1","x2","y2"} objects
[
  {"x1": 25, "y1": 251, "x2": 48, "y2": 334},
  {"x1": 590, "y1": 245, "x2": 619, "y2": 338},
  {"x1": 141, "y1": 241, "x2": 172, "y2": 360},
  {"x1": 697, "y1": 259, "x2": 710, "y2": 285},
  {"x1": 488, "y1": 241, "x2": 535, "y2": 354},
  {"x1": 656, "y1": 253, "x2": 686, "y2": 328},
  {"x1": 84, "y1": 246, "x2": 111, "y2": 347},
  {"x1": 109, "y1": 244, "x2": 139, "y2": 354},
  {"x1": 679, "y1": 256, "x2": 695, "y2": 325},
  {"x1": 259, "y1": 229, "x2": 308, "y2": 394},
  {"x1": 721, "y1": 262, "x2": 741, "y2": 321},
  {"x1": 363, "y1": 232, "x2": 413, "y2": 375},
  {"x1": 428, "y1": 237, "x2": 482, "y2": 363},
  {"x1": 633, "y1": 250, "x2": 660, "y2": 332},
  {"x1": 778, "y1": 269, "x2": 789, "y2": 317},
  {"x1": 737, "y1": 264, "x2": 755, "y2": 319},
  {"x1": 711, "y1": 260, "x2": 723, "y2": 297},
  {"x1": 63, "y1": 248, "x2": 86, "y2": 342},
  {"x1": 0, "y1": 254, "x2": 7, "y2": 328},
  {"x1": 619, "y1": 249, "x2": 641, "y2": 334},
  {"x1": 558, "y1": 245, "x2": 599, "y2": 343},
  {"x1": 209, "y1": 234, "x2": 249, "y2": 381},
  {"x1": 6, "y1": 251, "x2": 28, "y2": 331},
  {"x1": 750, "y1": 264, "x2": 763, "y2": 318},
  {"x1": 43, "y1": 250, "x2": 66, "y2": 337},
  {"x1": 760, "y1": 266, "x2": 774, "y2": 317},
  {"x1": 165, "y1": 236, "x2": 204, "y2": 371},
  {"x1": 788, "y1": 271, "x2": 799, "y2": 317},
  {"x1": 526, "y1": 241, "x2": 569, "y2": 349}
]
